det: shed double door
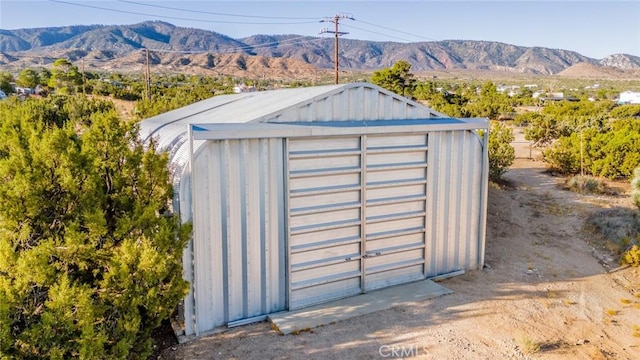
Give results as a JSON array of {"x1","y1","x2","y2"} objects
[{"x1": 286, "y1": 134, "x2": 429, "y2": 310}]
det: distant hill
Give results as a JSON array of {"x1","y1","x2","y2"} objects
[
  {"x1": 557, "y1": 62, "x2": 640, "y2": 79},
  {"x1": 0, "y1": 22, "x2": 246, "y2": 54},
  {"x1": 599, "y1": 54, "x2": 640, "y2": 70},
  {"x1": 1, "y1": 21, "x2": 638, "y2": 78}
]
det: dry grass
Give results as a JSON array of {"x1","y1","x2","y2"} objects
[
  {"x1": 586, "y1": 208, "x2": 640, "y2": 256},
  {"x1": 564, "y1": 175, "x2": 616, "y2": 195},
  {"x1": 519, "y1": 335, "x2": 541, "y2": 354},
  {"x1": 605, "y1": 309, "x2": 619, "y2": 316}
]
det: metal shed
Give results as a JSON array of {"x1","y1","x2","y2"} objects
[{"x1": 139, "y1": 82, "x2": 489, "y2": 337}]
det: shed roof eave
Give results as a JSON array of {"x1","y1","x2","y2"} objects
[{"x1": 191, "y1": 118, "x2": 489, "y2": 141}]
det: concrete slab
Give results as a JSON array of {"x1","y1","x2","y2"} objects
[{"x1": 268, "y1": 279, "x2": 452, "y2": 335}]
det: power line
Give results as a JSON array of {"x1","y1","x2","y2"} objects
[
  {"x1": 341, "y1": 24, "x2": 413, "y2": 43},
  {"x1": 145, "y1": 36, "x2": 325, "y2": 54},
  {"x1": 1, "y1": 36, "x2": 327, "y2": 63},
  {"x1": 116, "y1": 0, "x2": 318, "y2": 20},
  {"x1": 354, "y1": 19, "x2": 438, "y2": 42},
  {"x1": 116, "y1": 0, "x2": 438, "y2": 43},
  {"x1": 48, "y1": 0, "x2": 318, "y2": 25}
]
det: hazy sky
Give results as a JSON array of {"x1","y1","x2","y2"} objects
[{"x1": 1, "y1": 0, "x2": 638, "y2": 58}]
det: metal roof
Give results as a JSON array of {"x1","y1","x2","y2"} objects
[
  {"x1": 138, "y1": 82, "x2": 455, "y2": 211},
  {"x1": 139, "y1": 82, "x2": 445, "y2": 146}
]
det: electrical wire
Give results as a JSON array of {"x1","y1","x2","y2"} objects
[
  {"x1": 49, "y1": 0, "x2": 437, "y2": 43},
  {"x1": 116, "y1": 0, "x2": 319, "y2": 20},
  {"x1": 341, "y1": 24, "x2": 412, "y2": 43},
  {"x1": 3, "y1": 35, "x2": 327, "y2": 59},
  {"x1": 355, "y1": 19, "x2": 438, "y2": 42},
  {"x1": 147, "y1": 36, "x2": 326, "y2": 54},
  {"x1": 215, "y1": 36, "x2": 326, "y2": 53},
  {"x1": 48, "y1": 0, "x2": 318, "y2": 25}
]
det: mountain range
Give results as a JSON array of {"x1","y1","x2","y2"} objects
[{"x1": 1, "y1": 21, "x2": 639, "y2": 78}]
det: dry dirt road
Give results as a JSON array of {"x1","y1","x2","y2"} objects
[{"x1": 159, "y1": 128, "x2": 640, "y2": 360}]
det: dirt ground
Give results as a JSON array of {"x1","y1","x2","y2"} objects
[{"x1": 158, "y1": 127, "x2": 640, "y2": 360}]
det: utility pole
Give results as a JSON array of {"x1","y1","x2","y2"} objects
[
  {"x1": 320, "y1": 13, "x2": 354, "y2": 84},
  {"x1": 145, "y1": 48, "x2": 151, "y2": 101},
  {"x1": 81, "y1": 58, "x2": 86, "y2": 96}
]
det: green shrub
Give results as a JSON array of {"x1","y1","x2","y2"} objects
[
  {"x1": 0, "y1": 97, "x2": 189, "y2": 359},
  {"x1": 486, "y1": 121, "x2": 515, "y2": 181},
  {"x1": 610, "y1": 104, "x2": 640, "y2": 119},
  {"x1": 587, "y1": 208, "x2": 640, "y2": 254},
  {"x1": 632, "y1": 167, "x2": 640, "y2": 210},
  {"x1": 564, "y1": 175, "x2": 609, "y2": 194},
  {"x1": 513, "y1": 111, "x2": 542, "y2": 127},
  {"x1": 543, "y1": 119, "x2": 640, "y2": 180},
  {"x1": 622, "y1": 245, "x2": 640, "y2": 266},
  {"x1": 523, "y1": 114, "x2": 561, "y2": 145}
]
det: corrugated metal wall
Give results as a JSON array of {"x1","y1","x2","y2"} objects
[
  {"x1": 272, "y1": 86, "x2": 432, "y2": 122},
  {"x1": 286, "y1": 136, "x2": 364, "y2": 310},
  {"x1": 364, "y1": 134, "x2": 428, "y2": 291},
  {"x1": 286, "y1": 131, "x2": 482, "y2": 310},
  {"x1": 425, "y1": 131, "x2": 483, "y2": 276},
  {"x1": 186, "y1": 128, "x2": 485, "y2": 334},
  {"x1": 190, "y1": 138, "x2": 286, "y2": 335}
]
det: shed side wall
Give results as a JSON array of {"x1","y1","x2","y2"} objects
[
  {"x1": 426, "y1": 131, "x2": 483, "y2": 276},
  {"x1": 191, "y1": 138, "x2": 286, "y2": 335}
]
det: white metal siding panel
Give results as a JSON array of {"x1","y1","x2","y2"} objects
[
  {"x1": 243, "y1": 140, "x2": 260, "y2": 317},
  {"x1": 425, "y1": 132, "x2": 439, "y2": 277},
  {"x1": 287, "y1": 136, "x2": 363, "y2": 309},
  {"x1": 352, "y1": 86, "x2": 364, "y2": 121},
  {"x1": 266, "y1": 139, "x2": 287, "y2": 312},
  {"x1": 225, "y1": 140, "x2": 242, "y2": 322},
  {"x1": 393, "y1": 99, "x2": 405, "y2": 118},
  {"x1": 363, "y1": 88, "x2": 374, "y2": 119},
  {"x1": 468, "y1": 135, "x2": 483, "y2": 269},
  {"x1": 364, "y1": 134, "x2": 428, "y2": 290},
  {"x1": 191, "y1": 139, "x2": 285, "y2": 335},
  {"x1": 193, "y1": 145, "x2": 220, "y2": 333},
  {"x1": 446, "y1": 132, "x2": 460, "y2": 271},
  {"x1": 458, "y1": 131, "x2": 471, "y2": 269},
  {"x1": 437, "y1": 132, "x2": 452, "y2": 273},
  {"x1": 178, "y1": 167, "x2": 195, "y2": 336}
]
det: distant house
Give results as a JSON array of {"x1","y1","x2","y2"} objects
[
  {"x1": 15, "y1": 87, "x2": 32, "y2": 95},
  {"x1": 495, "y1": 84, "x2": 521, "y2": 97},
  {"x1": 618, "y1": 91, "x2": 640, "y2": 104},
  {"x1": 233, "y1": 84, "x2": 257, "y2": 93},
  {"x1": 540, "y1": 92, "x2": 579, "y2": 102},
  {"x1": 102, "y1": 79, "x2": 124, "y2": 88}
]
